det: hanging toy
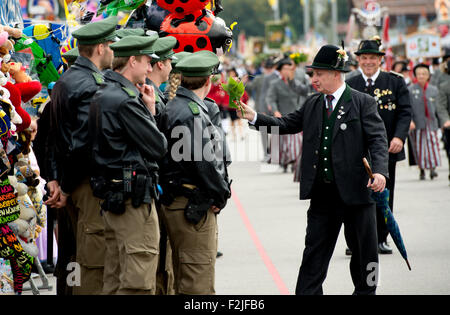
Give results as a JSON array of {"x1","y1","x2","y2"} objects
[{"x1": 157, "y1": 0, "x2": 232, "y2": 54}]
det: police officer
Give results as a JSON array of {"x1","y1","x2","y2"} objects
[
  {"x1": 46, "y1": 16, "x2": 118, "y2": 294},
  {"x1": 159, "y1": 51, "x2": 231, "y2": 295},
  {"x1": 146, "y1": 35, "x2": 177, "y2": 124},
  {"x1": 346, "y1": 37, "x2": 412, "y2": 255},
  {"x1": 89, "y1": 34, "x2": 167, "y2": 295},
  {"x1": 61, "y1": 47, "x2": 79, "y2": 68},
  {"x1": 147, "y1": 34, "x2": 177, "y2": 296}
]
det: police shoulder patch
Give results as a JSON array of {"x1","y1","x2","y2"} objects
[
  {"x1": 188, "y1": 101, "x2": 200, "y2": 115},
  {"x1": 122, "y1": 87, "x2": 136, "y2": 97},
  {"x1": 92, "y1": 72, "x2": 104, "y2": 85}
]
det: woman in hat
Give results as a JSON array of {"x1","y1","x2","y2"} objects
[{"x1": 408, "y1": 63, "x2": 441, "y2": 180}]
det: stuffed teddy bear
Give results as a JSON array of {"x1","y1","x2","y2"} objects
[
  {"x1": 8, "y1": 62, "x2": 32, "y2": 84},
  {"x1": 0, "y1": 25, "x2": 22, "y2": 51},
  {"x1": 13, "y1": 159, "x2": 46, "y2": 228},
  {"x1": 7, "y1": 175, "x2": 39, "y2": 256}
]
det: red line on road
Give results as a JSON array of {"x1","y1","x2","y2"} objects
[{"x1": 231, "y1": 187, "x2": 290, "y2": 295}]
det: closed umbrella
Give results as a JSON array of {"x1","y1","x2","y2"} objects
[{"x1": 363, "y1": 158, "x2": 411, "y2": 271}]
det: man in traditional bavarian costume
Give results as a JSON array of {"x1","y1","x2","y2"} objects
[
  {"x1": 346, "y1": 36, "x2": 412, "y2": 255},
  {"x1": 238, "y1": 44, "x2": 389, "y2": 295}
]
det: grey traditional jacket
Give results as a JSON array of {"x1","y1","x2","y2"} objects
[
  {"x1": 408, "y1": 83, "x2": 440, "y2": 130},
  {"x1": 266, "y1": 77, "x2": 309, "y2": 115}
]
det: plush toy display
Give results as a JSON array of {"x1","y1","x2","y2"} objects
[{"x1": 0, "y1": 15, "x2": 51, "y2": 295}]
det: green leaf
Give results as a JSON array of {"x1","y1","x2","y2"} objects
[{"x1": 221, "y1": 76, "x2": 246, "y2": 115}]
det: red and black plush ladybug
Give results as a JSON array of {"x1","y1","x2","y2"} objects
[
  {"x1": 160, "y1": 8, "x2": 232, "y2": 54},
  {"x1": 156, "y1": 0, "x2": 210, "y2": 16},
  {"x1": 126, "y1": 0, "x2": 231, "y2": 54}
]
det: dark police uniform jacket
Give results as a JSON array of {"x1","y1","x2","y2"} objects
[
  {"x1": 346, "y1": 71, "x2": 412, "y2": 162},
  {"x1": 89, "y1": 70, "x2": 167, "y2": 178},
  {"x1": 159, "y1": 86, "x2": 230, "y2": 209},
  {"x1": 146, "y1": 78, "x2": 167, "y2": 127},
  {"x1": 253, "y1": 85, "x2": 388, "y2": 206},
  {"x1": 48, "y1": 56, "x2": 104, "y2": 193}
]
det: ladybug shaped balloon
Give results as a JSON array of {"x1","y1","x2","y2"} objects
[
  {"x1": 161, "y1": 9, "x2": 232, "y2": 54},
  {"x1": 156, "y1": 0, "x2": 209, "y2": 16},
  {"x1": 126, "y1": 0, "x2": 231, "y2": 54}
]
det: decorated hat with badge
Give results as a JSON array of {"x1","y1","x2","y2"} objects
[
  {"x1": 175, "y1": 50, "x2": 220, "y2": 77},
  {"x1": 110, "y1": 34, "x2": 159, "y2": 59},
  {"x1": 306, "y1": 42, "x2": 350, "y2": 73},
  {"x1": 355, "y1": 35, "x2": 385, "y2": 56},
  {"x1": 72, "y1": 15, "x2": 119, "y2": 45}
]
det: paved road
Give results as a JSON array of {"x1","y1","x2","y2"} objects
[
  {"x1": 215, "y1": 128, "x2": 450, "y2": 295},
  {"x1": 23, "y1": 126, "x2": 450, "y2": 295}
]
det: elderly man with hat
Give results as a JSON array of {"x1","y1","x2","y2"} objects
[
  {"x1": 346, "y1": 37, "x2": 412, "y2": 255},
  {"x1": 45, "y1": 15, "x2": 118, "y2": 294},
  {"x1": 238, "y1": 44, "x2": 389, "y2": 295},
  {"x1": 89, "y1": 34, "x2": 168, "y2": 295},
  {"x1": 158, "y1": 50, "x2": 231, "y2": 295}
]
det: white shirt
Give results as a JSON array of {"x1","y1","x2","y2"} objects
[
  {"x1": 361, "y1": 68, "x2": 381, "y2": 87},
  {"x1": 323, "y1": 82, "x2": 346, "y2": 112},
  {"x1": 250, "y1": 82, "x2": 347, "y2": 124}
]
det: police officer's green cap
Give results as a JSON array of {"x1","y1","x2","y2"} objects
[
  {"x1": 62, "y1": 47, "x2": 79, "y2": 63},
  {"x1": 153, "y1": 36, "x2": 177, "y2": 62},
  {"x1": 72, "y1": 16, "x2": 118, "y2": 45},
  {"x1": 110, "y1": 34, "x2": 159, "y2": 59},
  {"x1": 175, "y1": 50, "x2": 220, "y2": 77},
  {"x1": 115, "y1": 28, "x2": 146, "y2": 39},
  {"x1": 171, "y1": 51, "x2": 192, "y2": 72}
]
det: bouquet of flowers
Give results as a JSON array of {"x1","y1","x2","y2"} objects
[{"x1": 221, "y1": 76, "x2": 245, "y2": 115}]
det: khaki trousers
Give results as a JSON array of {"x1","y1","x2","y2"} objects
[
  {"x1": 161, "y1": 196, "x2": 218, "y2": 295},
  {"x1": 103, "y1": 199, "x2": 160, "y2": 295},
  {"x1": 155, "y1": 203, "x2": 175, "y2": 295},
  {"x1": 70, "y1": 179, "x2": 105, "y2": 295}
]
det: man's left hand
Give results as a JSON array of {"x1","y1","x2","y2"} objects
[
  {"x1": 388, "y1": 137, "x2": 403, "y2": 154},
  {"x1": 367, "y1": 173, "x2": 386, "y2": 192}
]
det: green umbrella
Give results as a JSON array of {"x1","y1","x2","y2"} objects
[{"x1": 363, "y1": 158, "x2": 411, "y2": 271}]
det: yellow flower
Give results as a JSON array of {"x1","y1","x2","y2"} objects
[
  {"x1": 336, "y1": 49, "x2": 349, "y2": 63},
  {"x1": 336, "y1": 49, "x2": 347, "y2": 58}
]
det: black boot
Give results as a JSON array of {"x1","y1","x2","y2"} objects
[
  {"x1": 420, "y1": 169, "x2": 425, "y2": 180},
  {"x1": 430, "y1": 168, "x2": 438, "y2": 180},
  {"x1": 378, "y1": 242, "x2": 393, "y2": 254}
]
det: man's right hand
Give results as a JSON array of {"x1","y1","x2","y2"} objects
[
  {"x1": 236, "y1": 102, "x2": 256, "y2": 121},
  {"x1": 443, "y1": 120, "x2": 450, "y2": 129},
  {"x1": 45, "y1": 180, "x2": 61, "y2": 207}
]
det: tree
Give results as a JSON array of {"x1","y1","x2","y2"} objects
[{"x1": 219, "y1": 0, "x2": 273, "y2": 37}]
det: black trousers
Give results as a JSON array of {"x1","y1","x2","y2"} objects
[
  {"x1": 295, "y1": 181, "x2": 378, "y2": 295},
  {"x1": 376, "y1": 158, "x2": 396, "y2": 243}
]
